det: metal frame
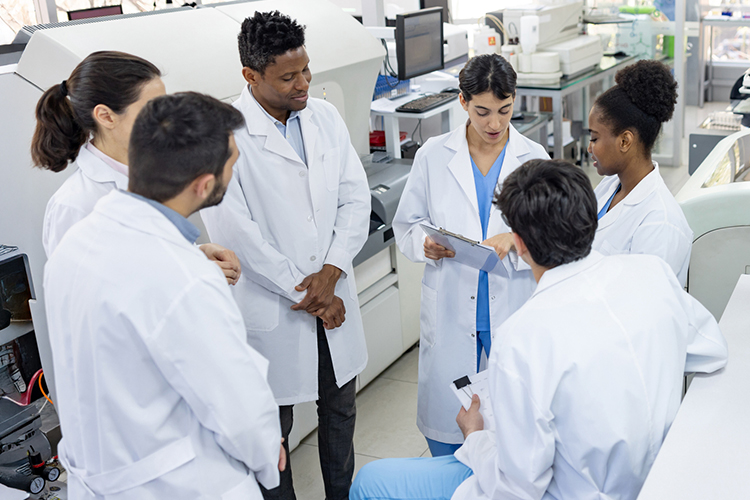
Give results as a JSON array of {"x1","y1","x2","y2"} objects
[{"x1": 515, "y1": 56, "x2": 635, "y2": 161}]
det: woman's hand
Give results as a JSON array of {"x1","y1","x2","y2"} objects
[
  {"x1": 424, "y1": 236, "x2": 455, "y2": 261},
  {"x1": 482, "y1": 233, "x2": 515, "y2": 260}
]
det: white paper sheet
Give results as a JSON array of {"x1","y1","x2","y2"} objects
[
  {"x1": 420, "y1": 223, "x2": 506, "y2": 276},
  {"x1": 450, "y1": 369, "x2": 495, "y2": 431}
]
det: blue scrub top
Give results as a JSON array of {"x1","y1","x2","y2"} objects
[
  {"x1": 598, "y1": 184, "x2": 621, "y2": 220},
  {"x1": 471, "y1": 143, "x2": 508, "y2": 332}
]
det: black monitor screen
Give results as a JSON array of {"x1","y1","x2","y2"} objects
[
  {"x1": 67, "y1": 4, "x2": 123, "y2": 21},
  {"x1": 396, "y1": 7, "x2": 444, "y2": 81},
  {"x1": 421, "y1": 0, "x2": 450, "y2": 23}
]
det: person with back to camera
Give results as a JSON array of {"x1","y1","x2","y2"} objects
[
  {"x1": 200, "y1": 11, "x2": 371, "y2": 500},
  {"x1": 350, "y1": 159, "x2": 728, "y2": 500},
  {"x1": 44, "y1": 92, "x2": 284, "y2": 500},
  {"x1": 587, "y1": 59, "x2": 693, "y2": 286},
  {"x1": 392, "y1": 53, "x2": 549, "y2": 457},
  {"x1": 32, "y1": 51, "x2": 241, "y2": 283}
]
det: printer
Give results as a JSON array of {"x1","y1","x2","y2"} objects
[{"x1": 354, "y1": 156, "x2": 412, "y2": 266}]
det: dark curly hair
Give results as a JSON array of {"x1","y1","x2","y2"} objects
[
  {"x1": 238, "y1": 11, "x2": 306, "y2": 74},
  {"x1": 593, "y1": 60, "x2": 678, "y2": 153},
  {"x1": 458, "y1": 54, "x2": 516, "y2": 102},
  {"x1": 495, "y1": 159, "x2": 598, "y2": 268}
]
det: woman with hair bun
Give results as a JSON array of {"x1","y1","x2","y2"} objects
[
  {"x1": 392, "y1": 53, "x2": 549, "y2": 456},
  {"x1": 588, "y1": 59, "x2": 692, "y2": 286},
  {"x1": 33, "y1": 51, "x2": 241, "y2": 283}
]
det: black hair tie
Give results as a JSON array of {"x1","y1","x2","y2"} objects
[{"x1": 60, "y1": 80, "x2": 68, "y2": 97}]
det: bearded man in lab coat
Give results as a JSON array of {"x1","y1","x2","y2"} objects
[
  {"x1": 44, "y1": 92, "x2": 283, "y2": 500},
  {"x1": 200, "y1": 10, "x2": 371, "y2": 500},
  {"x1": 350, "y1": 159, "x2": 728, "y2": 500}
]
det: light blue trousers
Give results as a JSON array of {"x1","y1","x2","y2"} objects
[{"x1": 350, "y1": 455, "x2": 473, "y2": 500}]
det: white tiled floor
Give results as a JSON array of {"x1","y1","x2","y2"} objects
[
  {"x1": 290, "y1": 347, "x2": 427, "y2": 500},
  {"x1": 289, "y1": 103, "x2": 726, "y2": 499}
]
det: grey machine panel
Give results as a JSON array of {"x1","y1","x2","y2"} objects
[{"x1": 354, "y1": 156, "x2": 412, "y2": 266}]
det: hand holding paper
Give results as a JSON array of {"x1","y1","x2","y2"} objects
[
  {"x1": 424, "y1": 236, "x2": 455, "y2": 260},
  {"x1": 451, "y1": 370, "x2": 495, "y2": 431},
  {"x1": 420, "y1": 223, "x2": 506, "y2": 276}
]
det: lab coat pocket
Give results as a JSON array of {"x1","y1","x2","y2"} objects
[
  {"x1": 420, "y1": 282, "x2": 438, "y2": 348},
  {"x1": 234, "y1": 280, "x2": 280, "y2": 332},
  {"x1": 322, "y1": 147, "x2": 341, "y2": 191},
  {"x1": 222, "y1": 473, "x2": 263, "y2": 500}
]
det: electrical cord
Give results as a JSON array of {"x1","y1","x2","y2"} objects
[
  {"x1": 380, "y1": 39, "x2": 401, "y2": 88},
  {"x1": 38, "y1": 371, "x2": 53, "y2": 405},
  {"x1": 411, "y1": 119, "x2": 423, "y2": 145},
  {"x1": 483, "y1": 14, "x2": 509, "y2": 42}
]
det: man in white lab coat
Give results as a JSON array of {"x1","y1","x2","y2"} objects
[
  {"x1": 350, "y1": 159, "x2": 728, "y2": 500},
  {"x1": 200, "y1": 11, "x2": 370, "y2": 500},
  {"x1": 44, "y1": 92, "x2": 283, "y2": 500}
]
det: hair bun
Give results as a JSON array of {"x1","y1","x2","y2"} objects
[{"x1": 615, "y1": 60, "x2": 677, "y2": 124}]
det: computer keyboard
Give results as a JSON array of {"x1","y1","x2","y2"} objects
[{"x1": 395, "y1": 92, "x2": 459, "y2": 113}]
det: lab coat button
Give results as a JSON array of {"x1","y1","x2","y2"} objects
[
  {"x1": 471, "y1": 333, "x2": 475, "y2": 337},
  {"x1": 310, "y1": 255, "x2": 317, "y2": 261},
  {"x1": 470, "y1": 296, "x2": 475, "y2": 300},
  {"x1": 299, "y1": 171, "x2": 306, "y2": 177},
  {"x1": 491, "y1": 296, "x2": 495, "y2": 300},
  {"x1": 307, "y1": 215, "x2": 313, "y2": 222}
]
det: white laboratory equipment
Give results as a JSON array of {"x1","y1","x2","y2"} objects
[
  {"x1": 677, "y1": 129, "x2": 750, "y2": 320},
  {"x1": 501, "y1": 1, "x2": 602, "y2": 80},
  {"x1": 0, "y1": 0, "x2": 422, "y2": 453}
]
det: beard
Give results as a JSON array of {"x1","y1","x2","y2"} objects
[{"x1": 199, "y1": 179, "x2": 228, "y2": 210}]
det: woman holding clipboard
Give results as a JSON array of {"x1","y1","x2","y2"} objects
[{"x1": 392, "y1": 54, "x2": 549, "y2": 457}]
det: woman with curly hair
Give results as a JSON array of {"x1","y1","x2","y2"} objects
[{"x1": 587, "y1": 60, "x2": 693, "y2": 286}]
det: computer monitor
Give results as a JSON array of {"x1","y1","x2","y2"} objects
[
  {"x1": 67, "y1": 4, "x2": 123, "y2": 21},
  {"x1": 395, "y1": 7, "x2": 444, "y2": 81},
  {"x1": 420, "y1": 0, "x2": 450, "y2": 23}
]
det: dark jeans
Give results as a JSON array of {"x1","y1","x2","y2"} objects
[{"x1": 261, "y1": 318, "x2": 357, "y2": 500}]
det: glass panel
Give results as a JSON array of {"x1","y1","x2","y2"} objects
[
  {"x1": 702, "y1": 148, "x2": 733, "y2": 187},
  {"x1": 56, "y1": 0, "x2": 183, "y2": 21},
  {"x1": 710, "y1": 26, "x2": 750, "y2": 62},
  {"x1": 0, "y1": 0, "x2": 38, "y2": 41}
]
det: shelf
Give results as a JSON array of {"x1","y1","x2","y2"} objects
[{"x1": 0, "y1": 321, "x2": 33, "y2": 346}]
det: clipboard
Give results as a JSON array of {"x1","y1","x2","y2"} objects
[{"x1": 420, "y1": 223, "x2": 503, "y2": 274}]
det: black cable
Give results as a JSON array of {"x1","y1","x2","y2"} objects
[
  {"x1": 411, "y1": 119, "x2": 423, "y2": 144},
  {"x1": 380, "y1": 39, "x2": 400, "y2": 88}
]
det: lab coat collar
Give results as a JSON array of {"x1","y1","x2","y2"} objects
[
  {"x1": 237, "y1": 85, "x2": 309, "y2": 166},
  {"x1": 444, "y1": 123, "x2": 528, "y2": 216},
  {"x1": 597, "y1": 161, "x2": 660, "y2": 230},
  {"x1": 618, "y1": 161, "x2": 661, "y2": 206},
  {"x1": 533, "y1": 251, "x2": 605, "y2": 297},
  {"x1": 94, "y1": 190, "x2": 197, "y2": 249},
  {"x1": 75, "y1": 145, "x2": 129, "y2": 190}
]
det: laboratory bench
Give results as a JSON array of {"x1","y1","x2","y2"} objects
[{"x1": 638, "y1": 274, "x2": 750, "y2": 499}]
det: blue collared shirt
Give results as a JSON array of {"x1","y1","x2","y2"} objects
[
  {"x1": 124, "y1": 191, "x2": 201, "y2": 244},
  {"x1": 249, "y1": 87, "x2": 307, "y2": 166}
]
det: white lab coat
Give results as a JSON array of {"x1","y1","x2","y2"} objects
[
  {"x1": 593, "y1": 163, "x2": 693, "y2": 286},
  {"x1": 44, "y1": 191, "x2": 281, "y2": 500},
  {"x1": 200, "y1": 86, "x2": 371, "y2": 405},
  {"x1": 392, "y1": 123, "x2": 549, "y2": 443},
  {"x1": 43, "y1": 145, "x2": 128, "y2": 257},
  {"x1": 452, "y1": 251, "x2": 728, "y2": 500}
]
